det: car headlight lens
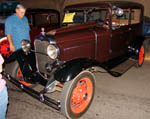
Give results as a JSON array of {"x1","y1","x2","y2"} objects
[
  {"x1": 21, "y1": 40, "x2": 31, "y2": 53},
  {"x1": 47, "y1": 45, "x2": 59, "y2": 59}
]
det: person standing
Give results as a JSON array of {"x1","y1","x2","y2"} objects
[
  {"x1": 0, "y1": 54, "x2": 8, "y2": 119},
  {"x1": 5, "y1": 4, "x2": 30, "y2": 52}
]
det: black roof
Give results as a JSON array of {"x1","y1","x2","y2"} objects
[
  {"x1": 65, "y1": 1, "x2": 144, "y2": 9},
  {"x1": 26, "y1": 8, "x2": 59, "y2": 14}
]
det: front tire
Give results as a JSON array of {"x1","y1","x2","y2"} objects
[
  {"x1": 5, "y1": 61, "x2": 19, "y2": 78},
  {"x1": 5, "y1": 61, "x2": 32, "y2": 86},
  {"x1": 60, "y1": 70, "x2": 95, "y2": 119}
]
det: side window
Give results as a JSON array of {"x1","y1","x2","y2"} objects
[
  {"x1": 112, "y1": 9, "x2": 129, "y2": 27},
  {"x1": 34, "y1": 13, "x2": 50, "y2": 25},
  {"x1": 131, "y1": 9, "x2": 141, "y2": 24},
  {"x1": 49, "y1": 14, "x2": 58, "y2": 24},
  {"x1": 73, "y1": 12, "x2": 84, "y2": 23},
  {"x1": 87, "y1": 9, "x2": 108, "y2": 23}
]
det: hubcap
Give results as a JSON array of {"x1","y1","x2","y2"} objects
[{"x1": 70, "y1": 77, "x2": 93, "y2": 113}]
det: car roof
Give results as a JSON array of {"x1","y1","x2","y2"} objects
[
  {"x1": 26, "y1": 8, "x2": 59, "y2": 14},
  {"x1": 65, "y1": 1, "x2": 144, "y2": 9}
]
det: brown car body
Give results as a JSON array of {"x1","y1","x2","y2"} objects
[
  {"x1": 43, "y1": 1, "x2": 144, "y2": 69},
  {"x1": 54, "y1": 2, "x2": 143, "y2": 62}
]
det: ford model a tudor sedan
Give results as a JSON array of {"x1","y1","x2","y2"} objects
[{"x1": 3, "y1": 1, "x2": 145, "y2": 119}]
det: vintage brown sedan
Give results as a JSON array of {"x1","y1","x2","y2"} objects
[{"x1": 4, "y1": 1, "x2": 145, "y2": 119}]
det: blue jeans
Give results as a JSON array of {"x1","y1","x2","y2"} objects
[{"x1": 0, "y1": 86, "x2": 8, "y2": 119}]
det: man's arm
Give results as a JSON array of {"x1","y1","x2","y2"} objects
[
  {"x1": 5, "y1": 17, "x2": 15, "y2": 52},
  {"x1": 0, "y1": 54, "x2": 4, "y2": 73},
  {"x1": 6, "y1": 34, "x2": 15, "y2": 52}
]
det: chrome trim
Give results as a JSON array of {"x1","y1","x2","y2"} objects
[{"x1": 92, "y1": 30, "x2": 98, "y2": 59}]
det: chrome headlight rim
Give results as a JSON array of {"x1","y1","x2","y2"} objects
[
  {"x1": 47, "y1": 44, "x2": 59, "y2": 60},
  {"x1": 21, "y1": 40, "x2": 31, "y2": 53}
]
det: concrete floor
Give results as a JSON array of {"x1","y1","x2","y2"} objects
[{"x1": 5, "y1": 59, "x2": 150, "y2": 119}]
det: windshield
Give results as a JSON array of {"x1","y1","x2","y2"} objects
[{"x1": 63, "y1": 8, "x2": 108, "y2": 24}]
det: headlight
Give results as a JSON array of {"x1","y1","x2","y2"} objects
[
  {"x1": 21, "y1": 40, "x2": 31, "y2": 53},
  {"x1": 47, "y1": 45, "x2": 59, "y2": 59}
]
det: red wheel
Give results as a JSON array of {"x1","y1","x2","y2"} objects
[
  {"x1": 136, "y1": 45, "x2": 145, "y2": 67},
  {"x1": 0, "y1": 37, "x2": 11, "y2": 58},
  {"x1": 5, "y1": 61, "x2": 32, "y2": 86},
  {"x1": 61, "y1": 71, "x2": 95, "y2": 119}
]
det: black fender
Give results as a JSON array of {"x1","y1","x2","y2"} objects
[
  {"x1": 54, "y1": 58, "x2": 102, "y2": 82},
  {"x1": 131, "y1": 35, "x2": 146, "y2": 59},
  {"x1": 5, "y1": 49, "x2": 37, "y2": 78},
  {"x1": 134, "y1": 35, "x2": 145, "y2": 50},
  {"x1": 128, "y1": 35, "x2": 145, "y2": 58}
]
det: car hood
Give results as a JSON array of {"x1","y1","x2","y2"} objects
[{"x1": 46, "y1": 22, "x2": 108, "y2": 44}]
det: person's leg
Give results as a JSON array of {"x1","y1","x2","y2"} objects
[{"x1": 0, "y1": 86, "x2": 8, "y2": 119}]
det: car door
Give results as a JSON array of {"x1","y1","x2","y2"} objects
[
  {"x1": 110, "y1": 9, "x2": 130, "y2": 58},
  {"x1": 128, "y1": 8, "x2": 142, "y2": 46}
]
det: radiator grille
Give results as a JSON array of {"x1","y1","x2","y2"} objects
[{"x1": 34, "y1": 40, "x2": 54, "y2": 74}]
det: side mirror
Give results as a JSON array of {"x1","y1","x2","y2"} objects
[{"x1": 113, "y1": 8, "x2": 124, "y2": 17}]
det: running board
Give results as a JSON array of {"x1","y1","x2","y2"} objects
[
  {"x1": 108, "y1": 58, "x2": 137, "y2": 77},
  {"x1": 2, "y1": 72, "x2": 61, "y2": 111}
]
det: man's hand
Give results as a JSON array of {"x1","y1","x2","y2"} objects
[
  {"x1": 9, "y1": 43, "x2": 15, "y2": 52},
  {"x1": 6, "y1": 34, "x2": 15, "y2": 52}
]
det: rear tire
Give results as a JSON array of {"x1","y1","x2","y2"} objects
[
  {"x1": 60, "y1": 70, "x2": 95, "y2": 119},
  {"x1": 136, "y1": 43, "x2": 145, "y2": 67}
]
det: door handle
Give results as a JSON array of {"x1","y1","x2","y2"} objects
[{"x1": 129, "y1": 28, "x2": 132, "y2": 31}]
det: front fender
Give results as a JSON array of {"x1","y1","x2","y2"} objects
[
  {"x1": 54, "y1": 58, "x2": 100, "y2": 82},
  {"x1": 5, "y1": 49, "x2": 37, "y2": 78},
  {"x1": 134, "y1": 36, "x2": 145, "y2": 50}
]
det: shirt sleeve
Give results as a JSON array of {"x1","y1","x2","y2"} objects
[
  {"x1": 5, "y1": 18, "x2": 12, "y2": 35},
  {"x1": 0, "y1": 55, "x2": 4, "y2": 65}
]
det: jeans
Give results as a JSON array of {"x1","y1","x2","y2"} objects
[{"x1": 0, "y1": 86, "x2": 8, "y2": 119}]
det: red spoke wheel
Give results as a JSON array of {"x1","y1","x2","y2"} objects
[
  {"x1": 17, "y1": 67, "x2": 32, "y2": 86},
  {"x1": 136, "y1": 45, "x2": 145, "y2": 67},
  {"x1": 0, "y1": 37, "x2": 11, "y2": 58},
  {"x1": 61, "y1": 71, "x2": 95, "y2": 119},
  {"x1": 5, "y1": 61, "x2": 32, "y2": 87}
]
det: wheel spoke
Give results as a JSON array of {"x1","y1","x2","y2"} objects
[{"x1": 17, "y1": 68, "x2": 22, "y2": 78}]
